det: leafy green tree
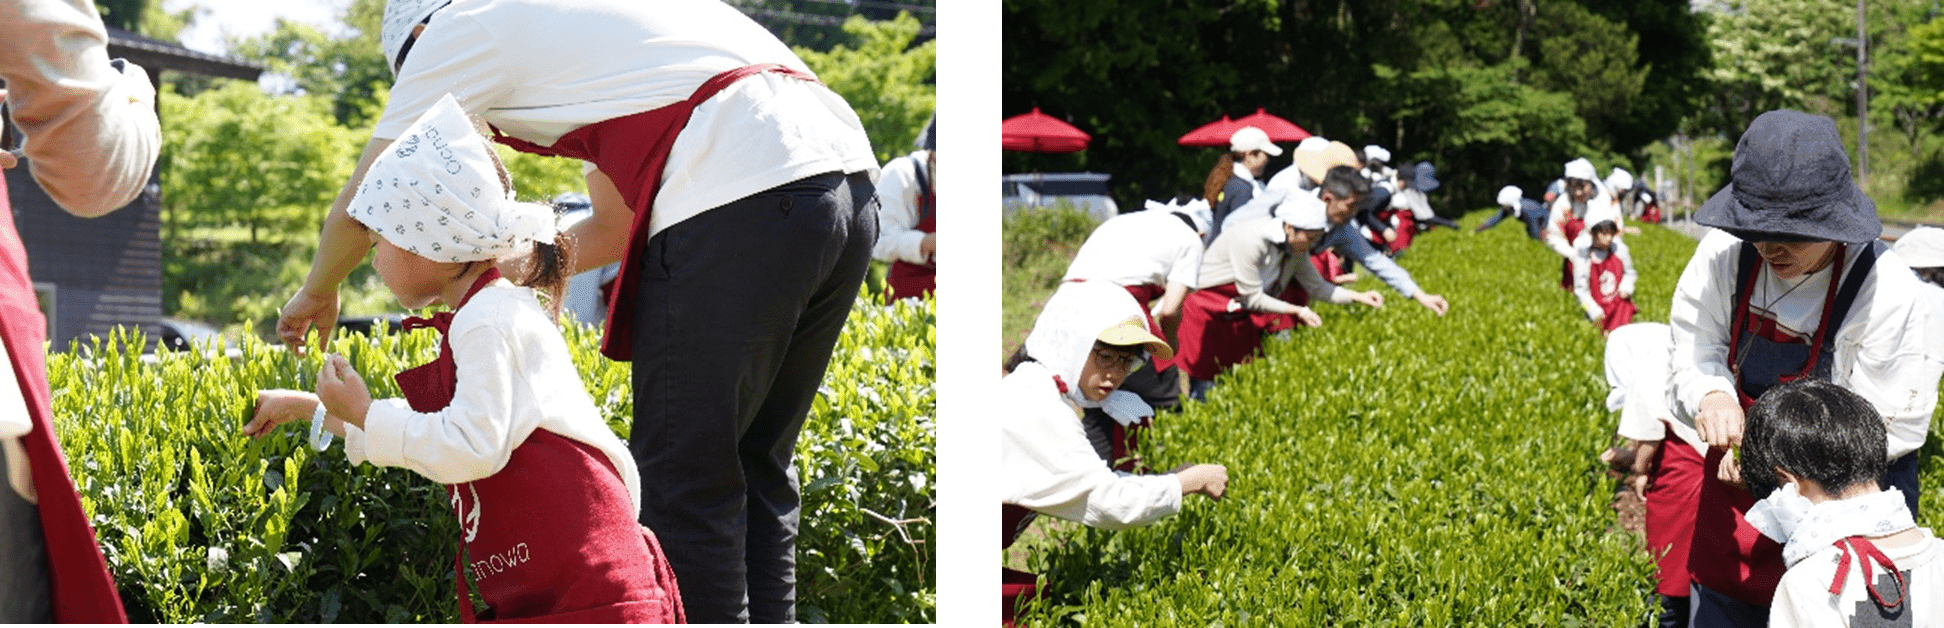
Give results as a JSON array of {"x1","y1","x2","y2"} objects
[
  {"x1": 159, "y1": 83, "x2": 365, "y2": 243},
  {"x1": 1696, "y1": 0, "x2": 1853, "y2": 138},
  {"x1": 795, "y1": 13, "x2": 937, "y2": 163},
  {"x1": 229, "y1": 0, "x2": 391, "y2": 128}
]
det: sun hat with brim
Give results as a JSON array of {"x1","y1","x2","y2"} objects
[
  {"x1": 1293, "y1": 140, "x2": 1358, "y2": 185},
  {"x1": 1695, "y1": 109, "x2": 1880, "y2": 244},
  {"x1": 1894, "y1": 226, "x2": 1944, "y2": 268},
  {"x1": 1097, "y1": 316, "x2": 1174, "y2": 361}
]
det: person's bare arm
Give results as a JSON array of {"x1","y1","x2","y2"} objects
[
  {"x1": 566, "y1": 168, "x2": 633, "y2": 274},
  {"x1": 277, "y1": 137, "x2": 389, "y2": 352}
]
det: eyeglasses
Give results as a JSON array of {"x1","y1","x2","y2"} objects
[{"x1": 1091, "y1": 347, "x2": 1144, "y2": 374}]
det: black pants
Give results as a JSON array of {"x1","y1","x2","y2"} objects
[
  {"x1": 629, "y1": 171, "x2": 876, "y2": 623},
  {"x1": 0, "y1": 443, "x2": 52, "y2": 622}
]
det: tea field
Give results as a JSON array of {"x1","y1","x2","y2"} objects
[
  {"x1": 1003, "y1": 211, "x2": 1944, "y2": 625},
  {"x1": 46, "y1": 296, "x2": 935, "y2": 623}
]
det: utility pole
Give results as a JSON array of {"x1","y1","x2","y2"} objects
[{"x1": 1857, "y1": 0, "x2": 1869, "y2": 181}]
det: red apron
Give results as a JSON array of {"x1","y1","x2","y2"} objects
[
  {"x1": 1644, "y1": 436, "x2": 1704, "y2": 598},
  {"x1": 1641, "y1": 203, "x2": 1663, "y2": 223},
  {"x1": 490, "y1": 63, "x2": 818, "y2": 362},
  {"x1": 1367, "y1": 208, "x2": 1416, "y2": 255},
  {"x1": 392, "y1": 270, "x2": 684, "y2": 623},
  {"x1": 1586, "y1": 250, "x2": 1636, "y2": 333},
  {"x1": 1556, "y1": 216, "x2": 1585, "y2": 290},
  {"x1": 1689, "y1": 243, "x2": 1871, "y2": 605},
  {"x1": 0, "y1": 175, "x2": 127, "y2": 622},
  {"x1": 885, "y1": 155, "x2": 934, "y2": 302},
  {"x1": 999, "y1": 503, "x2": 1042, "y2": 624},
  {"x1": 1311, "y1": 249, "x2": 1346, "y2": 284},
  {"x1": 1173, "y1": 283, "x2": 1298, "y2": 381}
]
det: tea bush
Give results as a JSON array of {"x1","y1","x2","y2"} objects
[
  {"x1": 48, "y1": 295, "x2": 934, "y2": 623},
  {"x1": 1010, "y1": 219, "x2": 1944, "y2": 625}
]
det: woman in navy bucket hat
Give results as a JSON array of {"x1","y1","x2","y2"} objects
[{"x1": 1667, "y1": 109, "x2": 1944, "y2": 627}]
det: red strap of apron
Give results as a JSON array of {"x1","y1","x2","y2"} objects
[
  {"x1": 399, "y1": 269, "x2": 503, "y2": 334},
  {"x1": 1829, "y1": 536, "x2": 1906, "y2": 609},
  {"x1": 1725, "y1": 248, "x2": 1846, "y2": 408}
]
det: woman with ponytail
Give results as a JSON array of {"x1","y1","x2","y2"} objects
[
  {"x1": 1203, "y1": 126, "x2": 1281, "y2": 239},
  {"x1": 244, "y1": 95, "x2": 685, "y2": 623}
]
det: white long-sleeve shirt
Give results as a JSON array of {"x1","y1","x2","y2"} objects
[
  {"x1": 1062, "y1": 209, "x2": 1203, "y2": 289},
  {"x1": 1572, "y1": 239, "x2": 1637, "y2": 319},
  {"x1": 1195, "y1": 216, "x2": 1349, "y2": 312},
  {"x1": 871, "y1": 150, "x2": 932, "y2": 265},
  {"x1": 1544, "y1": 189, "x2": 1619, "y2": 259},
  {"x1": 375, "y1": 0, "x2": 877, "y2": 240},
  {"x1": 343, "y1": 282, "x2": 642, "y2": 513},
  {"x1": 0, "y1": 0, "x2": 159, "y2": 218},
  {"x1": 1669, "y1": 230, "x2": 1944, "y2": 459},
  {"x1": 1000, "y1": 362, "x2": 1181, "y2": 529}
]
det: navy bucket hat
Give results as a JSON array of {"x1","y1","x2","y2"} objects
[{"x1": 1695, "y1": 110, "x2": 1880, "y2": 243}]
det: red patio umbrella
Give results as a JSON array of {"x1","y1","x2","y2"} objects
[
  {"x1": 1233, "y1": 108, "x2": 1311, "y2": 142},
  {"x1": 1176, "y1": 115, "x2": 1239, "y2": 147},
  {"x1": 1002, "y1": 108, "x2": 1091, "y2": 154}
]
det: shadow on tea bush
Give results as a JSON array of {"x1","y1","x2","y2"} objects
[{"x1": 49, "y1": 293, "x2": 934, "y2": 623}]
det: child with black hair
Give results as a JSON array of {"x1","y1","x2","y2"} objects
[
  {"x1": 1742, "y1": 380, "x2": 1941, "y2": 627},
  {"x1": 243, "y1": 95, "x2": 683, "y2": 622},
  {"x1": 1572, "y1": 219, "x2": 1636, "y2": 334}
]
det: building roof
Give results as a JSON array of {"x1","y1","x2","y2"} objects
[{"x1": 104, "y1": 26, "x2": 263, "y2": 82}]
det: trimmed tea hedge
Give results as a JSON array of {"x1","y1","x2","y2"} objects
[
  {"x1": 1010, "y1": 218, "x2": 1944, "y2": 625},
  {"x1": 48, "y1": 295, "x2": 934, "y2": 623}
]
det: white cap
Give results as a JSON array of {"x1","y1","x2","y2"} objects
[
  {"x1": 347, "y1": 93, "x2": 557, "y2": 263},
  {"x1": 1229, "y1": 126, "x2": 1283, "y2": 156},
  {"x1": 1606, "y1": 168, "x2": 1634, "y2": 193},
  {"x1": 1497, "y1": 185, "x2": 1523, "y2": 208},
  {"x1": 381, "y1": 0, "x2": 452, "y2": 73},
  {"x1": 1295, "y1": 136, "x2": 1330, "y2": 153},
  {"x1": 1564, "y1": 158, "x2": 1597, "y2": 182},
  {"x1": 1895, "y1": 226, "x2": 1944, "y2": 268},
  {"x1": 1363, "y1": 145, "x2": 1391, "y2": 164},
  {"x1": 1273, "y1": 194, "x2": 1329, "y2": 231}
]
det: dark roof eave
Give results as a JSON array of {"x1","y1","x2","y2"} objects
[{"x1": 103, "y1": 26, "x2": 263, "y2": 82}]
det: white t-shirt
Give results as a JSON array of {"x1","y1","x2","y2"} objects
[
  {"x1": 872, "y1": 150, "x2": 932, "y2": 265},
  {"x1": 344, "y1": 282, "x2": 642, "y2": 514},
  {"x1": 1771, "y1": 529, "x2": 1944, "y2": 628},
  {"x1": 1669, "y1": 230, "x2": 1944, "y2": 459},
  {"x1": 1062, "y1": 209, "x2": 1205, "y2": 290},
  {"x1": 375, "y1": 0, "x2": 878, "y2": 239}
]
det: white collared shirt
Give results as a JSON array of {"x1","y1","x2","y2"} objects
[{"x1": 1000, "y1": 362, "x2": 1181, "y2": 529}]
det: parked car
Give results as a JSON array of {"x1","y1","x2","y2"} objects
[{"x1": 1002, "y1": 172, "x2": 1118, "y2": 222}]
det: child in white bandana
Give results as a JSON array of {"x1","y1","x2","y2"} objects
[
  {"x1": 1741, "y1": 380, "x2": 1941, "y2": 627},
  {"x1": 241, "y1": 94, "x2": 683, "y2": 622}
]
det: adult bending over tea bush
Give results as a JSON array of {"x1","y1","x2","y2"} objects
[{"x1": 1670, "y1": 109, "x2": 1944, "y2": 627}]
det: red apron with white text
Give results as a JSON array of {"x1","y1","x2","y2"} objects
[
  {"x1": 0, "y1": 175, "x2": 127, "y2": 622},
  {"x1": 1173, "y1": 283, "x2": 1297, "y2": 381},
  {"x1": 1688, "y1": 243, "x2": 1871, "y2": 605},
  {"x1": 885, "y1": 155, "x2": 934, "y2": 302},
  {"x1": 490, "y1": 63, "x2": 817, "y2": 362},
  {"x1": 393, "y1": 270, "x2": 684, "y2": 623},
  {"x1": 1586, "y1": 250, "x2": 1636, "y2": 333},
  {"x1": 1557, "y1": 216, "x2": 1585, "y2": 290}
]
